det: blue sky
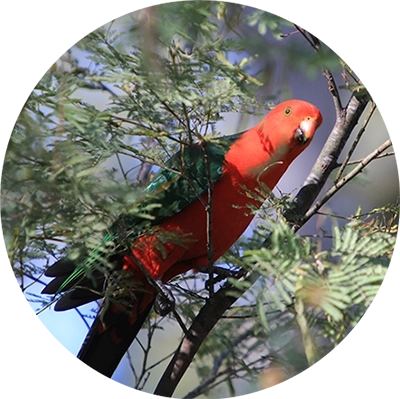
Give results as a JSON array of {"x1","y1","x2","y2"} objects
[{"x1": 7, "y1": 9, "x2": 398, "y2": 399}]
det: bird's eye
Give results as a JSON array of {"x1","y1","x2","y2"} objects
[{"x1": 284, "y1": 107, "x2": 292, "y2": 116}]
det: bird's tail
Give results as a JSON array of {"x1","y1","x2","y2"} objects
[
  {"x1": 77, "y1": 292, "x2": 156, "y2": 377},
  {"x1": 42, "y1": 257, "x2": 157, "y2": 377}
]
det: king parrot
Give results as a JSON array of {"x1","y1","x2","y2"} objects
[{"x1": 42, "y1": 99, "x2": 323, "y2": 378}]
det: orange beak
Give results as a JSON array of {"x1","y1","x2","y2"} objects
[{"x1": 299, "y1": 117, "x2": 320, "y2": 143}]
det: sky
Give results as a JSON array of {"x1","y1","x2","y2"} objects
[{"x1": 0, "y1": 7, "x2": 395, "y2": 399}]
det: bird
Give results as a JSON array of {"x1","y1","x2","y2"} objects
[{"x1": 42, "y1": 99, "x2": 323, "y2": 378}]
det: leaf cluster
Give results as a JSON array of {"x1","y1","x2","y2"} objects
[
  {"x1": 1, "y1": 3, "x2": 396, "y2": 397},
  {"x1": 2, "y1": 2, "x2": 268, "y2": 292},
  {"x1": 189, "y1": 207, "x2": 397, "y2": 394}
]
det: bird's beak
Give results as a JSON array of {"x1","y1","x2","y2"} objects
[{"x1": 296, "y1": 117, "x2": 320, "y2": 144}]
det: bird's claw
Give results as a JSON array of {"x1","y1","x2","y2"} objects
[
  {"x1": 198, "y1": 266, "x2": 246, "y2": 292},
  {"x1": 154, "y1": 280, "x2": 175, "y2": 316}
]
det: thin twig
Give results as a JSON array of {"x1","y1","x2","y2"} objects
[
  {"x1": 335, "y1": 102, "x2": 377, "y2": 182},
  {"x1": 294, "y1": 24, "x2": 343, "y2": 115},
  {"x1": 136, "y1": 320, "x2": 156, "y2": 389},
  {"x1": 203, "y1": 141, "x2": 215, "y2": 297},
  {"x1": 126, "y1": 351, "x2": 139, "y2": 383},
  {"x1": 280, "y1": 29, "x2": 300, "y2": 39},
  {"x1": 74, "y1": 307, "x2": 93, "y2": 330},
  {"x1": 185, "y1": 348, "x2": 277, "y2": 398},
  {"x1": 145, "y1": 349, "x2": 178, "y2": 374},
  {"x1": 182, "y1": 102, "x2": 194, "y2": 145},
  {"x1": 293, "y1": 24, "x2": 318, "y2": 50},
  {"x1": 299, "y1": 139, "x2": 392, "y2": 227},
  {"x1": 336, "y1": 151, "x2": 395, "y2": 167},
  {"x1": 129, "y1": 252, "x2": 189, "y2": 336},
  {"x1": 115, "y1": 153, "x2": 128, "y2": 181},
  {"x1": 340, "y1": 59, "x2": 360, "y2": 84},
  {"x1": 20, "y1": 271, "x2": 47, "y2": 289},
  {"x1": 136, "y1": 138, "x2": 157, "y2": 184}
]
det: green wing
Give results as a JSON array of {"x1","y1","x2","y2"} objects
[
  {"x1": 143, "y1": 132, "x2": 242, "y2": 223},
  {"x1": 43, "y1": 133, "x2": 243, "y2": 301}
]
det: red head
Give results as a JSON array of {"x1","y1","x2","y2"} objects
[
  {"x1": 258, "y1": 99, "x2": 323, "y2": 162},
  {"x1": 225, "y1": 99, "x2": 323, "y2": 186}
]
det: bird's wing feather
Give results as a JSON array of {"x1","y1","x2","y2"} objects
[{"x1": 42, "y1": 133, "x2": 243, "y2": 300}]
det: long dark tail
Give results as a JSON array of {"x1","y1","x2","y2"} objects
[
  {"x1": 41, "y1": 258, "x2": 104, "y2": 310},
  {"x1": 42, "y1": 258, "x2": 156, "y2": 377},
  {"x1": 77, "y1": 295, "x2": 155, "y2": 377},
  {"x1": 77, "y1": 293, "x2": 155, "y2": 399}
]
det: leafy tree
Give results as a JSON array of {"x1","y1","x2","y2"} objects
[{"x1": 2, "y1": 2, "x2": 397, "y2": 397}]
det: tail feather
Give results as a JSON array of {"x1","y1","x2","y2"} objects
[
  {"x1": 44, "y1": 258, "x2": 77, "y2": 277},
  {"x1": 77, "y1": 295, "x2": 156, "y2": 377},
  {"x1": 42, "y1": 271, "x2": 104, "y2": 295},
  {"x1": 54, "y1": 289, "x2": 103, "y2": 311},
  {"x1": 43, "y1": 256, "x2": 158, "y2": 377},
  {"x1": 76, "y1": 294, "x2": 155, "y2": 399},
  {"x1": 42, "y1": 258, "x2": 106, "y2": 309},
  {"x1": 41, "y1": 276, "x2": 77, "y2": 295}
]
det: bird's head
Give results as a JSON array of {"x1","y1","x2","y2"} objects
[
  {"x1": 258, "y1": 99, "x2": 323, "y2": 161},
  {"x1": 224, "y1": 99, "x2": 323, "y2": 184}
]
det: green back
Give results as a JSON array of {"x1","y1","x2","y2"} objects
[
  {"x1": 145, "y1": 132, "x2": 242, "y2": 222},
  {"x1": 58, "y1": 132, "x2": 243, "y2": 290}
]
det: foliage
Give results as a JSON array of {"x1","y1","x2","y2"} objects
[
  {"x1": 186, "y1": 207, "x2": 397, "y2": 396},
  {"x1": 246, "y1": 7, "x2": 290, "y2": 37},
  {"x1": 2, "y1": 2, "x2": 263, "y2": 285},
  {"x1": 1, "y1": 2, "x2": 397, "y2": 398}
]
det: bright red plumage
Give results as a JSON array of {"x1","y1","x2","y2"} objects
[
  {"x1": 126, "y1": 100, "x2": 322, "y2": 279},
  {"x1": 44, "y1": 99, "x2": 323, "y2": 377}
]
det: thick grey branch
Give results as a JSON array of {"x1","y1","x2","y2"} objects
[
  {"x1": 286, "y1": 93, "x2": 369, "y2": 229},
  {"x1": 301, "y1": 139, "x2": 392, "y2": 225},
  {"x1": 335, "y1": 102, "x2": 376, "y2": 182},
  {"x1": 154, "y1": 33, "x2": 373, "y2": 397},
  {"x1": 153, "y1": 283, "x2": 244, "y2": 397}
]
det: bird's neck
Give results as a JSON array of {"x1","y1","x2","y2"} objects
[{"x1": 223, "y1": 125, "x2": 291, "y2": 191}]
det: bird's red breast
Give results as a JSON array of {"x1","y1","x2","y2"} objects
[{"x1": 126, "y1": 100, "x2": 322, "y2": 282}]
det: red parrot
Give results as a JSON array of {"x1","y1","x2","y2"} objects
[{"x1": 42, "y1": 99, "x2": 322, "y2": 377}]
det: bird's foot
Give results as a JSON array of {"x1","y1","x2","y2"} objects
[
  {"x1": 200, "y1": 265, "x2": 245, "y2": 277},
  {"x1": 198, "y1": 266, "x2": 246, "y2": 291},
  {"x1": 154, "y1": 279, "x2": 175, "y2": 316}
]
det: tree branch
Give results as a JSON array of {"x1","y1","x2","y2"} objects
[
  {"x1": 335, "y1": 102, "x2": 376, "y2": 182},
  {"x1": 337, "y1": 151, "x2": 395, "y2": 167},
  {"x1": 154, "y1": 26, "x2": 374, "y2": 398},
  {"x1": 285, "y1": 92, "x2": 369, "y2": 229},
  {"x1": 153, "y1": 279, "x2": 252, "y2": 397},
  {"x1": 300, "y1": 139, "x2": 392, "y2": 226}
]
